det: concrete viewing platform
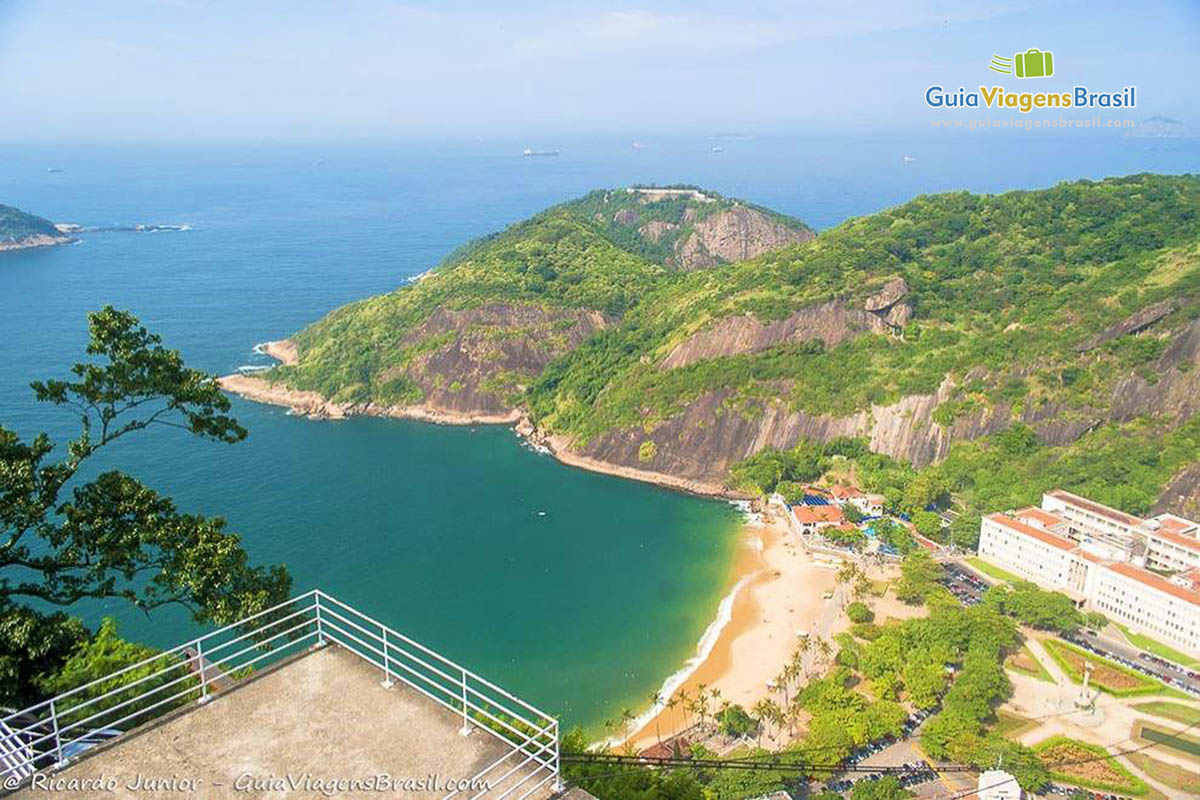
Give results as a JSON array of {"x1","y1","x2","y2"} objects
[{"x1": 14, "y1": 646, "x2": 554, "y2": 800}]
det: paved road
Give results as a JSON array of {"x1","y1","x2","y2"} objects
[
  {"x1": 1070, "y1": 630, "x2": 1200, "y2": 695},
  {"x1": 950, "y1": 557, "x2": 1200, "y2": 697}
]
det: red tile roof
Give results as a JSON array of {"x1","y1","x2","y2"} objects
[
  {"x1": 987, "y1": 513, "x2": 1076, "y2": 552},
  {"x1": 1105, "y1": 561, "x2": 1200, "y2": 606},
  {"x1": 793, "y1": 505, "x2": 845, "y2": 524},
  {"x1": 1148, "y1": 527, "x2": 1200, "y2": 553},
  {"x1": 1047, "y1": 490, "x2": 1143, "y2": 527},
  {"x1": 829, "y1": 485, "x2": 863, "y2": 499},
  {"x1": 1153, "y1": 514, "x2": 1198, "y2": 534},
  {"x1": 1015, "y1": 507, "x2": 1066, "y2": 529}
]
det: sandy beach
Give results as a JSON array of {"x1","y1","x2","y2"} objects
[
  {"x1": 222, "y1": 340, "x2": 850, "y2": 753},
  {"x1": 623, "y1": 515, "x2": 844, "y2": 751}
]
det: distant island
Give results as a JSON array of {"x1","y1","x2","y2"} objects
[
  {"x1": 0, "y1": 203, "x2": 71, "y2": 252},
  {"x1": 223, "y1": 176, "x2": 1200, "y2": 518}
]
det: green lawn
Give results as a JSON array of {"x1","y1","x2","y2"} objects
[
  {"x1": 964, "y1": 557, "x2": 1021, "y2": 584},
  {"x1": 1114, "y1": 622, "x2": 1200, "y2": 668},
  {"x1": 1137, "y1": 722, "x2": 1200, "y2": 758},
  {"x1": 990, "y1": 710, "x2": 1038, "y2": 739},
  {"x1": 1132, "y1": 701, "x2": 1200, "y2": 726},
  {"x1": 1124, "y1": 752, "x2": 1200, "y2": 796}
]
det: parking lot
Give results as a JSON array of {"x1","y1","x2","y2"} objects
[
  {"x1": 938, "y1": 562, "x2": 987, "y2": 606},
  {"x1": 818, "y1": 708, "x2": 941, "y2": 795},
  {"x1": 1066, "y1": 630, "x2": 1200, "y2": 696},
  {"x1": 949, "y1": 559, "x2": 1200, "y2": 697}
]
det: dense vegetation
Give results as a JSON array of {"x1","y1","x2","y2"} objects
[
  {"x1": 0, "y1": 202, "x2": 59, "y2": 242},
  {"x1": 564, "y1": 553, "x2": 1058, "y2": 799},
  {"x1": 1, "y1": 309, "x2": 290, "y2": 708},
  {"x1": 528, "y1": 174, "x2": 1200, "y2": 444},
  {"x1": 274, "y1": 175, "x2": 1200, "y2": 520}
]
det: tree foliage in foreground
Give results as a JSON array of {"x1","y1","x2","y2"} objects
[{"x1": 1, "y1": 307, "x2": 291, "y2": 706}]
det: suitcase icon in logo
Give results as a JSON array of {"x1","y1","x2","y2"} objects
[{"x1": 1014, "y1": 49, "x2": 1053, "y2": 78}]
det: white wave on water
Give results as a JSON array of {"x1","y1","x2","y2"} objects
[
  {"x1": 236, "y1": 364, "x2": 272, "y2": 374},
  {"x1": 406, "y1": 268, "x2": 434, "y2": 284},
  {"x1": 729, "y1": 498, "x2": 764, "y2": 526},
  {"x1": 604, "y1": 571, "x2": 753, "y2": 748}
]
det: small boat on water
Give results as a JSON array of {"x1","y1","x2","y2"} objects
[{"x1": 522, "y1": 147, "x2": 559, "y2": 157}]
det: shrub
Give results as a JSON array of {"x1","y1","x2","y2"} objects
[{"x1": 846, "y1": 602, "x2": 875, "y2": 624}]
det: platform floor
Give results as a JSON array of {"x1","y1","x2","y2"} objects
[{"x1": 15, "y1": 646, "x2": 555, "y2": 799}]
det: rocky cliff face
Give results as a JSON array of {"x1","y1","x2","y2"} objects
[
  {"x1": 395, "y1": 303, "x2": 608, "y2": 417},
  {"x1": 660, "y1": 301, "x2": 889, "y2": 369},
  {"x1": 670, "y1": 206, "x2": 815, "y2": 270},
  {"x1": 660, "y1": 278, "x2": 911, "y2": 369},
  {"x1": 571, "y1": 315, "x2": 1200, "y2": 485}
]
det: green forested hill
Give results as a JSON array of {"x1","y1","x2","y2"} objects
[
  {"x1": 529, "y1": 174, "x2": 1200, "y2": 440},
  {"x1": 0, "y1": 203, "x2": 60, "y2": 243},
  {"x1": 260, "y1": 174, "x2": 1200, "y2": 514}
]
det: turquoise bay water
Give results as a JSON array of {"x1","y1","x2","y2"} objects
[{"x1": 1, "y1": 135, "x2": 1197, "y2": 730}]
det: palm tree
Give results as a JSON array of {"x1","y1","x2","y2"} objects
[
  {"x1": 665, "y1": 694, "x2": 680, "y2": 739},
  {"x1": 751, "y1": 699, "x2": 773, "y2": 747},
  {"x1": 620, "y1": 707, "x2": 636, "y2": 744},
  {"x1": 773, "y1": 668, "x2": 789, "y2": 706},
  {"x1": 649, "y1": 690, "x2": 663, "y2": 745},
  {"x1": 695, "y1": 687, "x2": 711, "y2": 732},
  {"x1": 760, "y1": 698, "x2": 785, "y2": 744},
  {"x1": 786, "y1": 700, "x2": 804, "y2": 739},
  {"x1": 795, "y1": 634, "x2": 812, "y2": 678},
  {"x1": 677, "y1": 688, "x2": 692, "y2": 731},
  {"x1": 816, "y1": 636, "x2": 833, "y2": 666}
]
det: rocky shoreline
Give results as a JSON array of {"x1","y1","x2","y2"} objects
[
  {"x1": 0, "y1": 233, "x2": 73, "y2": 252},
  {"x1": 219, "y1": 339, "x2": 745, "y2": 500}
]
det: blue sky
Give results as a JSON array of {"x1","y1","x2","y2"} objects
[{"x1": 1, "y1": 0, "x2": 1197, "y2": 140}]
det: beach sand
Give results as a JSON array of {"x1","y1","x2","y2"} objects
[{"x1": 625, "y1": 517, "x2": 843, "y2": 751}]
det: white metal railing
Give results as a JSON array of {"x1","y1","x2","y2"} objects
[{"x1": 1, "y1": 590, "x2": 560, "y2": 799}]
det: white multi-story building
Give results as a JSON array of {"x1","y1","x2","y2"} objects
[
  {"x1": 1141, "y1": 513, "x2": 1200, "y2": 572},
  {"x1": 977, "y1": 492, "x2": 1200, "y2": 658}
]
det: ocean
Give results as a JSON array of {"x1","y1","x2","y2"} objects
[{"x1": 1, "y1": 133, "x2": 1196, "y2": 732}]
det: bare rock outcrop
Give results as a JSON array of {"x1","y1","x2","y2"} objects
[
  {"x1": 639, "y1": 220, "x2": 677, "y2": 243},
  {"x1": 572, "y1": 316, "x2": 1200, "y2": 485},
  {"x1": 863, "y1": 276, "x2": 912, "y2": 330},
  {"x1": 864, "y1": 277, "x2": 908, "y2": 311},
  {"x1": 397, "y1": 303, "x2": 608, "y2": 417},
  {"x1": 671, "y1": 206, "x2": 814, "y2": 270},
  {"x1": 1076, "y1": 299, "x2": 1175, "y2": 352},
  {"x1": 660, "y1": 301, "x2": 889, "y2": 370},
  {"x1": 0, "y1": 233, "x2": 72, "y2": 252}
]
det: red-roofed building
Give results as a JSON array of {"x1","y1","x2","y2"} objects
[
  {"x1": 826, "y1": 485, "x2": 885, "y2": 516},
  {"x1": 977, "y1": 491, "x2": 1200, "y2": 657},
  {"x1": 828, "y1": 485, "x2": 862, "y2": 501},
  {"x1": 1141, "y1": 513, "x2": 1200, "y2": 573},
  {"x1": 789, "y1": 504, "x2": 845, "y2": 533}
]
